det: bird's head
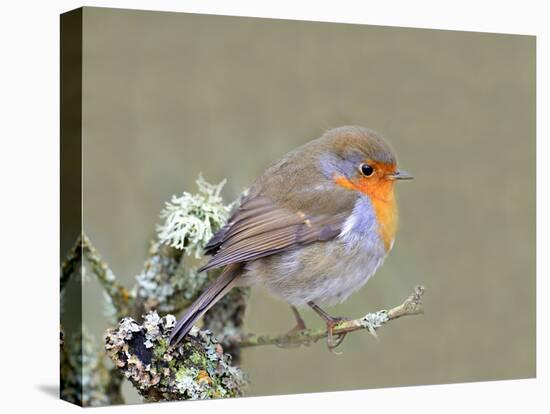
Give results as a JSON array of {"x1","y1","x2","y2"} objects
[{"x1": 317, "y1": 126, "x2": 412, "y2": 202}]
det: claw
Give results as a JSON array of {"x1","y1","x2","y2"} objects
[
  {"x1": 325, "y1": 317, "x2": 349, "y2": 352},
  {"x1": 308, "y1": 301, "x2": 351, "y2": 352}
]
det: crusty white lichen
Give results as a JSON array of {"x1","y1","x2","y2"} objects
[
  {"x1": 133, "y1": 244, "x2": 181, "y2": 311},
  {"x1": 104, "y1": 311, "x2": 248, "y2": 401},
  {"x1": 103, "y1": 291, "x2": 119, "y2": 324},
  {"x1": 133, "y1": 243, "x2": 210, "y2": 313},
  {"x1": 156, "y1": 175, "x2": 234, "y2": 258},
  {"x1": 360, "y1": 310, "x2": 390, "y2": 338}
]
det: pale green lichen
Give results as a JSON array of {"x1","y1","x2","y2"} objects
[
  {"x1": 104, "y1": 311, "x2": 248, "y2": 402},
  {"x1": 136, "y1": 177, "x2": 246, "y2": 313},
  {"x1": 156, "y1": 175, "x2": 234, "y2": 258}
]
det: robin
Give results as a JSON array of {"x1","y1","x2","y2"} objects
[{"x1": 169, "y1": 125, "x2": 412, "y2": 349}]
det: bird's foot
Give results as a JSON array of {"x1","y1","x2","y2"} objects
[
  {"x1": 276, "y1": 306, "x2": 308, "y2": 348},
  {"x1": 307, "y1": 301, "x2": 352, "y2": 353},
  {"x1": 324, "y1": 316, "x2": 352, "y2": 352}
]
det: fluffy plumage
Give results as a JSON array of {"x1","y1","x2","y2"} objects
[{"x1": 170, "y1": 125, "x2": 405, "y2": 347}]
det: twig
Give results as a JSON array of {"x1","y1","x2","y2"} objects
[
  {"x1": 60, "y1": 235, "x2": 83, "y2": 292},
  {"x1": 81, "y1": 234, "x2": 131, "y2": 316},
  {"x1": 220, "y1": 286, "x2": 425, "y2": 349}
]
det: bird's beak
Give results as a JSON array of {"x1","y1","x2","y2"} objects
[{"x1": 387, "y1": 170, "x2": 413, "y2": 180}]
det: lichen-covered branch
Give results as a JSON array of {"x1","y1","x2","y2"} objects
[
  {"x1": 103, "y1": 288, "x2": 423, "y2": 401},
  {"x1": 60, "y1": 235, "x2": 83, "y2": 292},
  {"x1": 132, "y1": 176, "x2": 243, "y2": 319},
  {"x1": 220, "y1": 286, "x2": 425, "y2": 349},
  {"x1": 60, "y1": 327, "x2": 112, "y2": 406},
  {"x1": 81, "y1": 234, "x2": 131, "y2": 316},
  {"x1": 62, "y1": 175, "x2": 424, "y2": 406},
  {"x1": 104, "y1": 312, "x2": 247, "y2": 401},
  {"x1": 63, "y1": 177, "x2": 248, "y2": 405},
  {"x1": 133, "y1": 241, "x2": 205, "y2": 316}
]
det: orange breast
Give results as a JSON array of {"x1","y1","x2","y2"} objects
[
  {"x1": 370, "y1": 190, "x2": 398, "y2": 251},
  {"x1": 334, "y1": 175, "x2": 398, "y2": 251}
]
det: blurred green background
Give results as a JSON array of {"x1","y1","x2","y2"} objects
[{"x1": 78, "y1": 7, "x2": 535, "y2": 402}]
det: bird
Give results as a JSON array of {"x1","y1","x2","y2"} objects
[{"x1": 169, "y1": 125, "x2": 412, "y2": 350}]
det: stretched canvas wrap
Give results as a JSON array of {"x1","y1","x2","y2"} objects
[{"x1": 60, "y1": 7, "x2": 536, "y2": 406}]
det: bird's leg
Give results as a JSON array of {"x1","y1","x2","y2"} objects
[
  {"x1": 307, "y1": 301, "x2": 350, "y2": 350},
  {"x1": 291, "y1": 306, "x2": 307, "y2": 330},
  {"x1": 285, "y1": 306, "x2": 307, "y2": 336},
  {"x1": 274, "y1": 306, "x2": 309, "y2": 348}
]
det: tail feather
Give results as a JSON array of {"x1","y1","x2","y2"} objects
[{"x1": 169, "y1": 263, "x2": 242, "y2": 347}]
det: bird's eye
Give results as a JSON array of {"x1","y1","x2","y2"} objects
[{"x1": 359, "y1": 163, "x2": 374, "y2": 177}]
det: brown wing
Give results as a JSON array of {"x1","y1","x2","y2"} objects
[{"x1": 199, "y1": 195, "x2": 352, "y2": 272}]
